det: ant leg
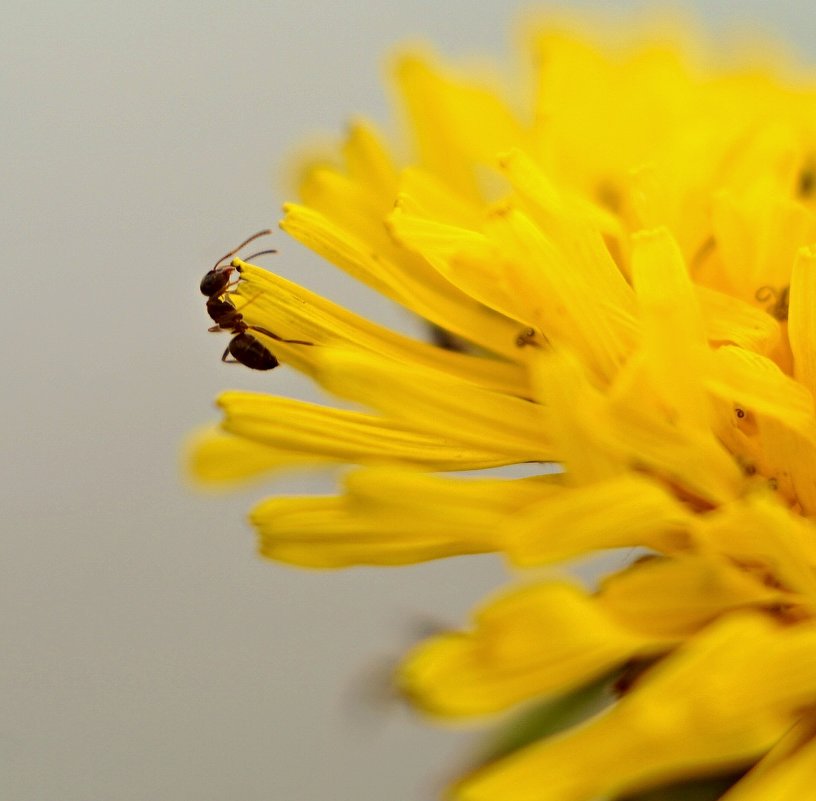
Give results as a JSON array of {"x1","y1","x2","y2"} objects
[
  {"x1": 221, "y1": 344, "x2": 237, "y2": 363},
  {"x1": 250, "y1": 325, "x2": 314, "y2": 346}
]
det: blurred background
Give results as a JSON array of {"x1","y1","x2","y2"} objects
[{"x1": 4, "y1": 2, "x2": 816, "y2": 799}]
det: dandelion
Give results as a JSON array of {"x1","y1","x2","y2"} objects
[{"x1": 191, "y1": 22, "x2": 816, "y2": 801}]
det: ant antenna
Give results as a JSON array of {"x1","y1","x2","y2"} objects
[
  {"x1": 242, "y1": 248, "x2": 278, "y2": 262},
  {"x1": 212, "y1": 229, "x2": 273, "y2": 271}
]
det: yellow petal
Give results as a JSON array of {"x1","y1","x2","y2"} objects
[
  {"x1": 720, "y1": 718, "x2": 816, "y2": 801},
  {"x1": 314, "y1": 348, "x2": 554, "y2": 462},
  {"x1": 788, "y1": 243, "x2": 816, "y2": 402},
  {"x1": 233, "y1": 259, "x2": 530, "y2": 396},
  {"x1": 281, "y1": 203, "x2": 522, "y2": 357},
  {"x1": 695, "y1": 283, "x2": 780, "y2": 354},
  {"x1": 711, "y1": 190, "x2": 816, "y2": 301},
  {"x1": 486, "y1": 204, "x2": 634, "y2": 382},
  {"x1": 399, "y1": 581, "x2": 670, "y2": 717},
  {"x1": 387, "y1": 201, "x2": 530, "y2": 327},
  {"x1": 530, "y1": 347, "x2": 743, "y2": 503},
  {"x1": 217, "y1": 391, "x2": 514, "y2": 470},
  {"x1": 701, "y1": 494, "x2": 816, "y2": 611},
  {"x1": 498, "y1": 148, "x2": 626, "y2": 273},
  {"x1": 395, "y1": 165, "x2": 484, "y2": 229},
  {"x1": 455, "y1": 614, "x2": 816, "y2": 801},
  {"x1": 609, "y1": 363, "x2": 744, "y2": 505},
  {"x1": 707, "y1": 345, "x2": 816, "y2": 510},
  {"x1": 253, "y1": 496, "x2": 494, "y2": 567},
  {"x1": 342, "y1": 119, "x2": 399, "y2": 200},
  {"x1": 343, "y1": 466, "x2": 559, "y2": 514},
  {"x1": 392, "y1": 52, "x2": 526, "y2": 201},
  {"x1": 252, "y1": 467, "x2": 559, "y2": 568},
  {"x1": 527, "y1": 346, "x2": 624, "y2": 482},
  {"x1": 631, "y1": 227, "x2": 710, "y2": 430},
  {"x1": 186, "y1": 426, "x2": 319, "y2": 485},
  {"x1": 503, "y1": 475, "x2": 695, "y2": 566},
  {"x1": 598, "y1": 554, "x2": 786, "y2": 638}
]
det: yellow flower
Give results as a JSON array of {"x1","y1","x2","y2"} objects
[{"x1": 191, "y1": 24, "x2": 816, "y2": 801}]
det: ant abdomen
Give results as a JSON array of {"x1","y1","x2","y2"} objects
[{"x1": 225, "y1": 332, "x2": 280, "y2": 371}]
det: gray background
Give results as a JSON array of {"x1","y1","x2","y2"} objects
[{"x1": 4, "y1": 2, "x2": 816, "y2": 800}]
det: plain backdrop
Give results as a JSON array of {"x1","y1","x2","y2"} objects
[{"x1": 4, "y1": 2, "x2": 816, "y2": 800}]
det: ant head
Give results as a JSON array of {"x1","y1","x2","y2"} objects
[
  {"x1": 201, "y1": 230, "x2": 274, "y2": 297},
  {"x1": 200, "y1": 265, "x2": 233, "y2": 297}
]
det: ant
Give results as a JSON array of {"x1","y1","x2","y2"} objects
[{"x1": 201, "y1": 230, "x2": 312, "y2": 371}]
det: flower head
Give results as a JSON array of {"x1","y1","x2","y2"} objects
[{"x1": 192, "y1": 24, "x2": 816, "y2": 801}]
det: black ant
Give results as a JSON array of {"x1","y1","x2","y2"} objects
[{"x1": 201, "y1": 231, "x2": 312, "y2": 371}]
